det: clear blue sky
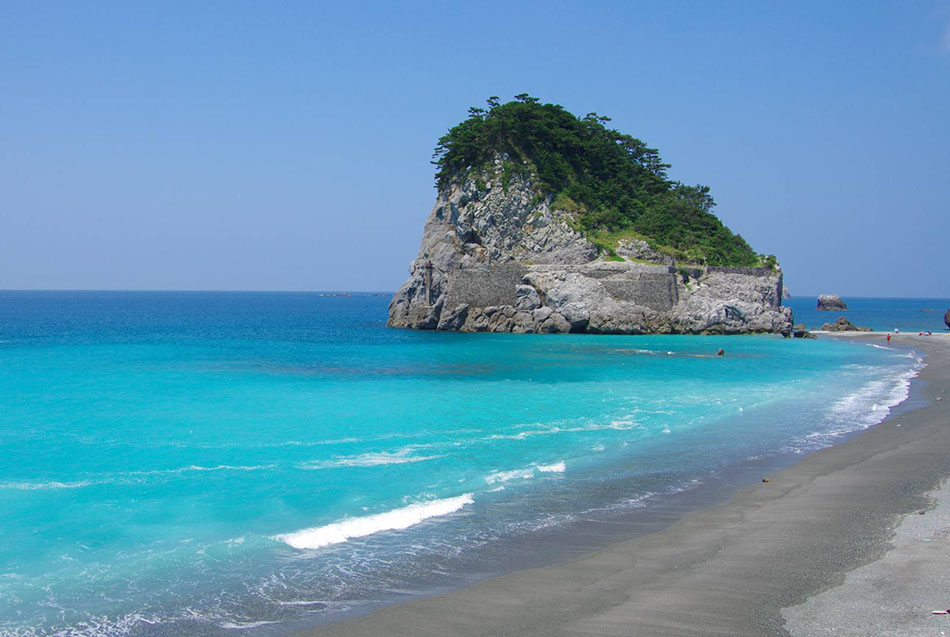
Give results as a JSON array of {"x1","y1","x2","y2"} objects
[{"x1": 2, "y1": 1, "x2": 947, "y2": 296}]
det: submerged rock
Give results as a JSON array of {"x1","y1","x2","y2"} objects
[
  {"x1": 817, "y1": 294, "x2": 848, "y2": 311},
  {"x1": 821, "y1": 317, "x2": 872, "y2": 332}
]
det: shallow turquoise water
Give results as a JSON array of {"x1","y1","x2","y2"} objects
[{"x1": 0, "y1": 292, "x2": 925, "y2": 634}]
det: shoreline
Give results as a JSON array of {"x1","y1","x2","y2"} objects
[{"x1": 307, "y1": 333, "x2": 950, "y2": 635}]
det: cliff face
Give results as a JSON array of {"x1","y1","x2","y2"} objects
[{"x1": 388, "y1": 163, "x2": 792, "y2": 334}]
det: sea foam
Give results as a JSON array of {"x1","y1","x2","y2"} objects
[
  {"x1": 794, "y1": 353, "x2": 924, "y2": 450},
  {"x1": 298, "y1": 446, "x2": 445, "y2": 469},
  {"x1": 485, "y1": 461, "x2": 567, "y2": 485},
  {"x1": 274, "y1": 494, "x2": 474, "y2": 550}
]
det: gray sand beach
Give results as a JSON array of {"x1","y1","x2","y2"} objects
[{"x1": 309, "y1": 333, "x2": 950, "y2": 636}]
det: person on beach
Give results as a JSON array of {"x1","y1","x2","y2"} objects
[{"x1": 887, "y1": 333, "x2": 891, "y2": 343}]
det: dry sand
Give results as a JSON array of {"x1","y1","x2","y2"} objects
[{"x1": 308, "y1": 333, "x2": 950, "y2": 636}]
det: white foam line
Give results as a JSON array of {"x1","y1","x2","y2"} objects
[
  {"x1": 485, "y1": 420, "x2": 636, "y2": 441},
  {"x1": 0, "y1": 464, "x2": 276, "y2": 491},
  {"x1": 794, "y1": 354, "x2": 924, "y2": 450},
  {"x1": 298, "y1": 446, "x2": 446, "y2": 469},
  {"x1": 485, "y1": 461, "x2": 567, "y2": 485},
  {"x1": 220, "y1": 619, "x2": 282, "y2": 629},
  {"x1": 484, "y1": 468, "x2": 535, "y2": 485},
  {"x1": 273, "y1": 494, "x2": 474, "y2": 550},
  {"x1": 0, "y1": 479, "x2": 99, "y2": 491}
]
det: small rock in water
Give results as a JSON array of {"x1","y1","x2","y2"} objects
[
  {"x1": 762, "y1": 477, "x2": 770, "y2": 483},
  {"x1": 817, "y1": 294, "x2": 847, "y2": 311}
]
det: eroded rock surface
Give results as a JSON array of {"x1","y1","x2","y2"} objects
[
  {"x1": 817, "y1": 294, "x2": 848, "y2": 311},
  {"x1": 389, "y1": 164, "x2": 792, "y2": 335}
]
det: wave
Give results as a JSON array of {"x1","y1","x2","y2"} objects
[
  {"x1": 220, "y1": 619, "x2": 282, "y2": 630},
  {"x1": 0, "y1": 465, "x2": 275, "y2": 492},
  {"x1": 298, "y1": 446, "x2": 445, "y2": 469},
  {"x1": 793, "y1": 354, "x2": 923, "y2": 450},
  {"x1": 485, "y1": 420, "x2": 637, "y2": 441},
  {"x1": 0, "y1": 479, "x2": 100, "y2": 491},
  {"x1": 159, "y1": 464, "x2": 274, "y2": 473},
  {"x1": 273, "y1": 494, "x2": 474, "y2": 550},
  {"x1": 485, "y1": 461, "x2": 567, "y2": 485},
  {"x1": 484, "y1": 468, "x2": 535, "y2": 485}
]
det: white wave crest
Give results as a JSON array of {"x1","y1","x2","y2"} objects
[
  {"x1": 0, "y1": 464, "x2": 277, "y2": 492},
  {"x1": 274, "y1": 494, "x2": 474, "y2": 550},
  {"x1": 484, "y1": 468, "x2": 535, "y2": 484},
  {"x1": 485, "y1": 461, "x2": 567, "y2": 485},
  {"x1": 795, "y1": 355, "x2": 924, "y2": 449},
  {"x1": 0, "y1": 479, "x2": 98, "y2": 491},
  {"x1": 486, "y1": 420, "x2": 636, "y2": 441},
  {"x1": 298, "y1": 446, "x2": 445, "y2": 469}
]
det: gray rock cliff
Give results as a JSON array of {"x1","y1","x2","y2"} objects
[
  {"x1": 945, "y1": 308, "x2": 950, "y2": 330},
  {"x1": 388, "y1": 165, "x2": 792, "y2": 335}
]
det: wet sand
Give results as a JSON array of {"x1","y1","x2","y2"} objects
[{"x1": 308, "y1": 333, "x2": 950, "y2": 636}]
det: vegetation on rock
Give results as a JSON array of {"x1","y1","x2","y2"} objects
[{"x1": 433, "y1": 95, "x2": 765, "y2": 266}]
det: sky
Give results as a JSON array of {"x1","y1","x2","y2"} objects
[{"x1": 1, "y1": 1, "x2": 948, "y2": 297}]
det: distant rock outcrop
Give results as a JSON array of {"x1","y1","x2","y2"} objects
[
  {"x1": 945, "y1": 308, "x2": 950, "y2": 329},
  {"x1": 782, "y1": 286, "x2": 792, "y2": 300},
  {"x1": 821, "y1": 317, "x2": 871, "y2": 332},
  {"x1": 817, "y1": 294, "x2": 847, "y2": 311}
]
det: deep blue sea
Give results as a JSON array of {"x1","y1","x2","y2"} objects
[
  {"x1": 785, "y1": 296, "x2": 950, "y2": 333},
  {"x1": 0, "y1": 291, "x2": 938, "y2": 635}
]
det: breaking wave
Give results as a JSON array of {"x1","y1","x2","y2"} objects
[{"x1": 273, "y1": 494, "x2": 474, "y2": 550}]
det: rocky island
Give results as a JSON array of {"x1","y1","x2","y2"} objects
[
  {"x1": 389, "y1": 96, "x2": 792, "y2": 334},
  {"x1": 817, "y1": 294, "x2": 848, "y2": 311}
]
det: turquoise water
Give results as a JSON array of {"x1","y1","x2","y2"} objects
[{"x1": 0, "y1": 292, "x2": 926, "y2": 635}]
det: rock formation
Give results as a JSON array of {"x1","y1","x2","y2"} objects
[
  {"x1": 820, "y1": 317, "x2": 872, "y2": 332},
  {"x1": 792, "y1": 323, "x2": 816, "y2": 339},
  {"x1": 388, "y1": 165, "x2": 792, "y2": 335},
  {"x1": 945, "y1": 308, "x2": 950, "y2": 329},
  {"x1": 817, "y1": 294, "x2": 847, "y2": 311}
]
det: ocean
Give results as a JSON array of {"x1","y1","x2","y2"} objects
[
  {"x1": 0, "y1": 291, "x2": 940, "y2": 635},
  {"x1": 785, "y1": 296, "x2": 950, "y2": 333}
]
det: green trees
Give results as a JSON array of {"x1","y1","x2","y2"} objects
[{"x1": 432, "y1": 96, "x2": 762, "y2": 267}]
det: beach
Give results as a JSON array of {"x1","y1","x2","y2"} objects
[{"x1": 310, "y1": 333, "x2": 950, "y2": 636}]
